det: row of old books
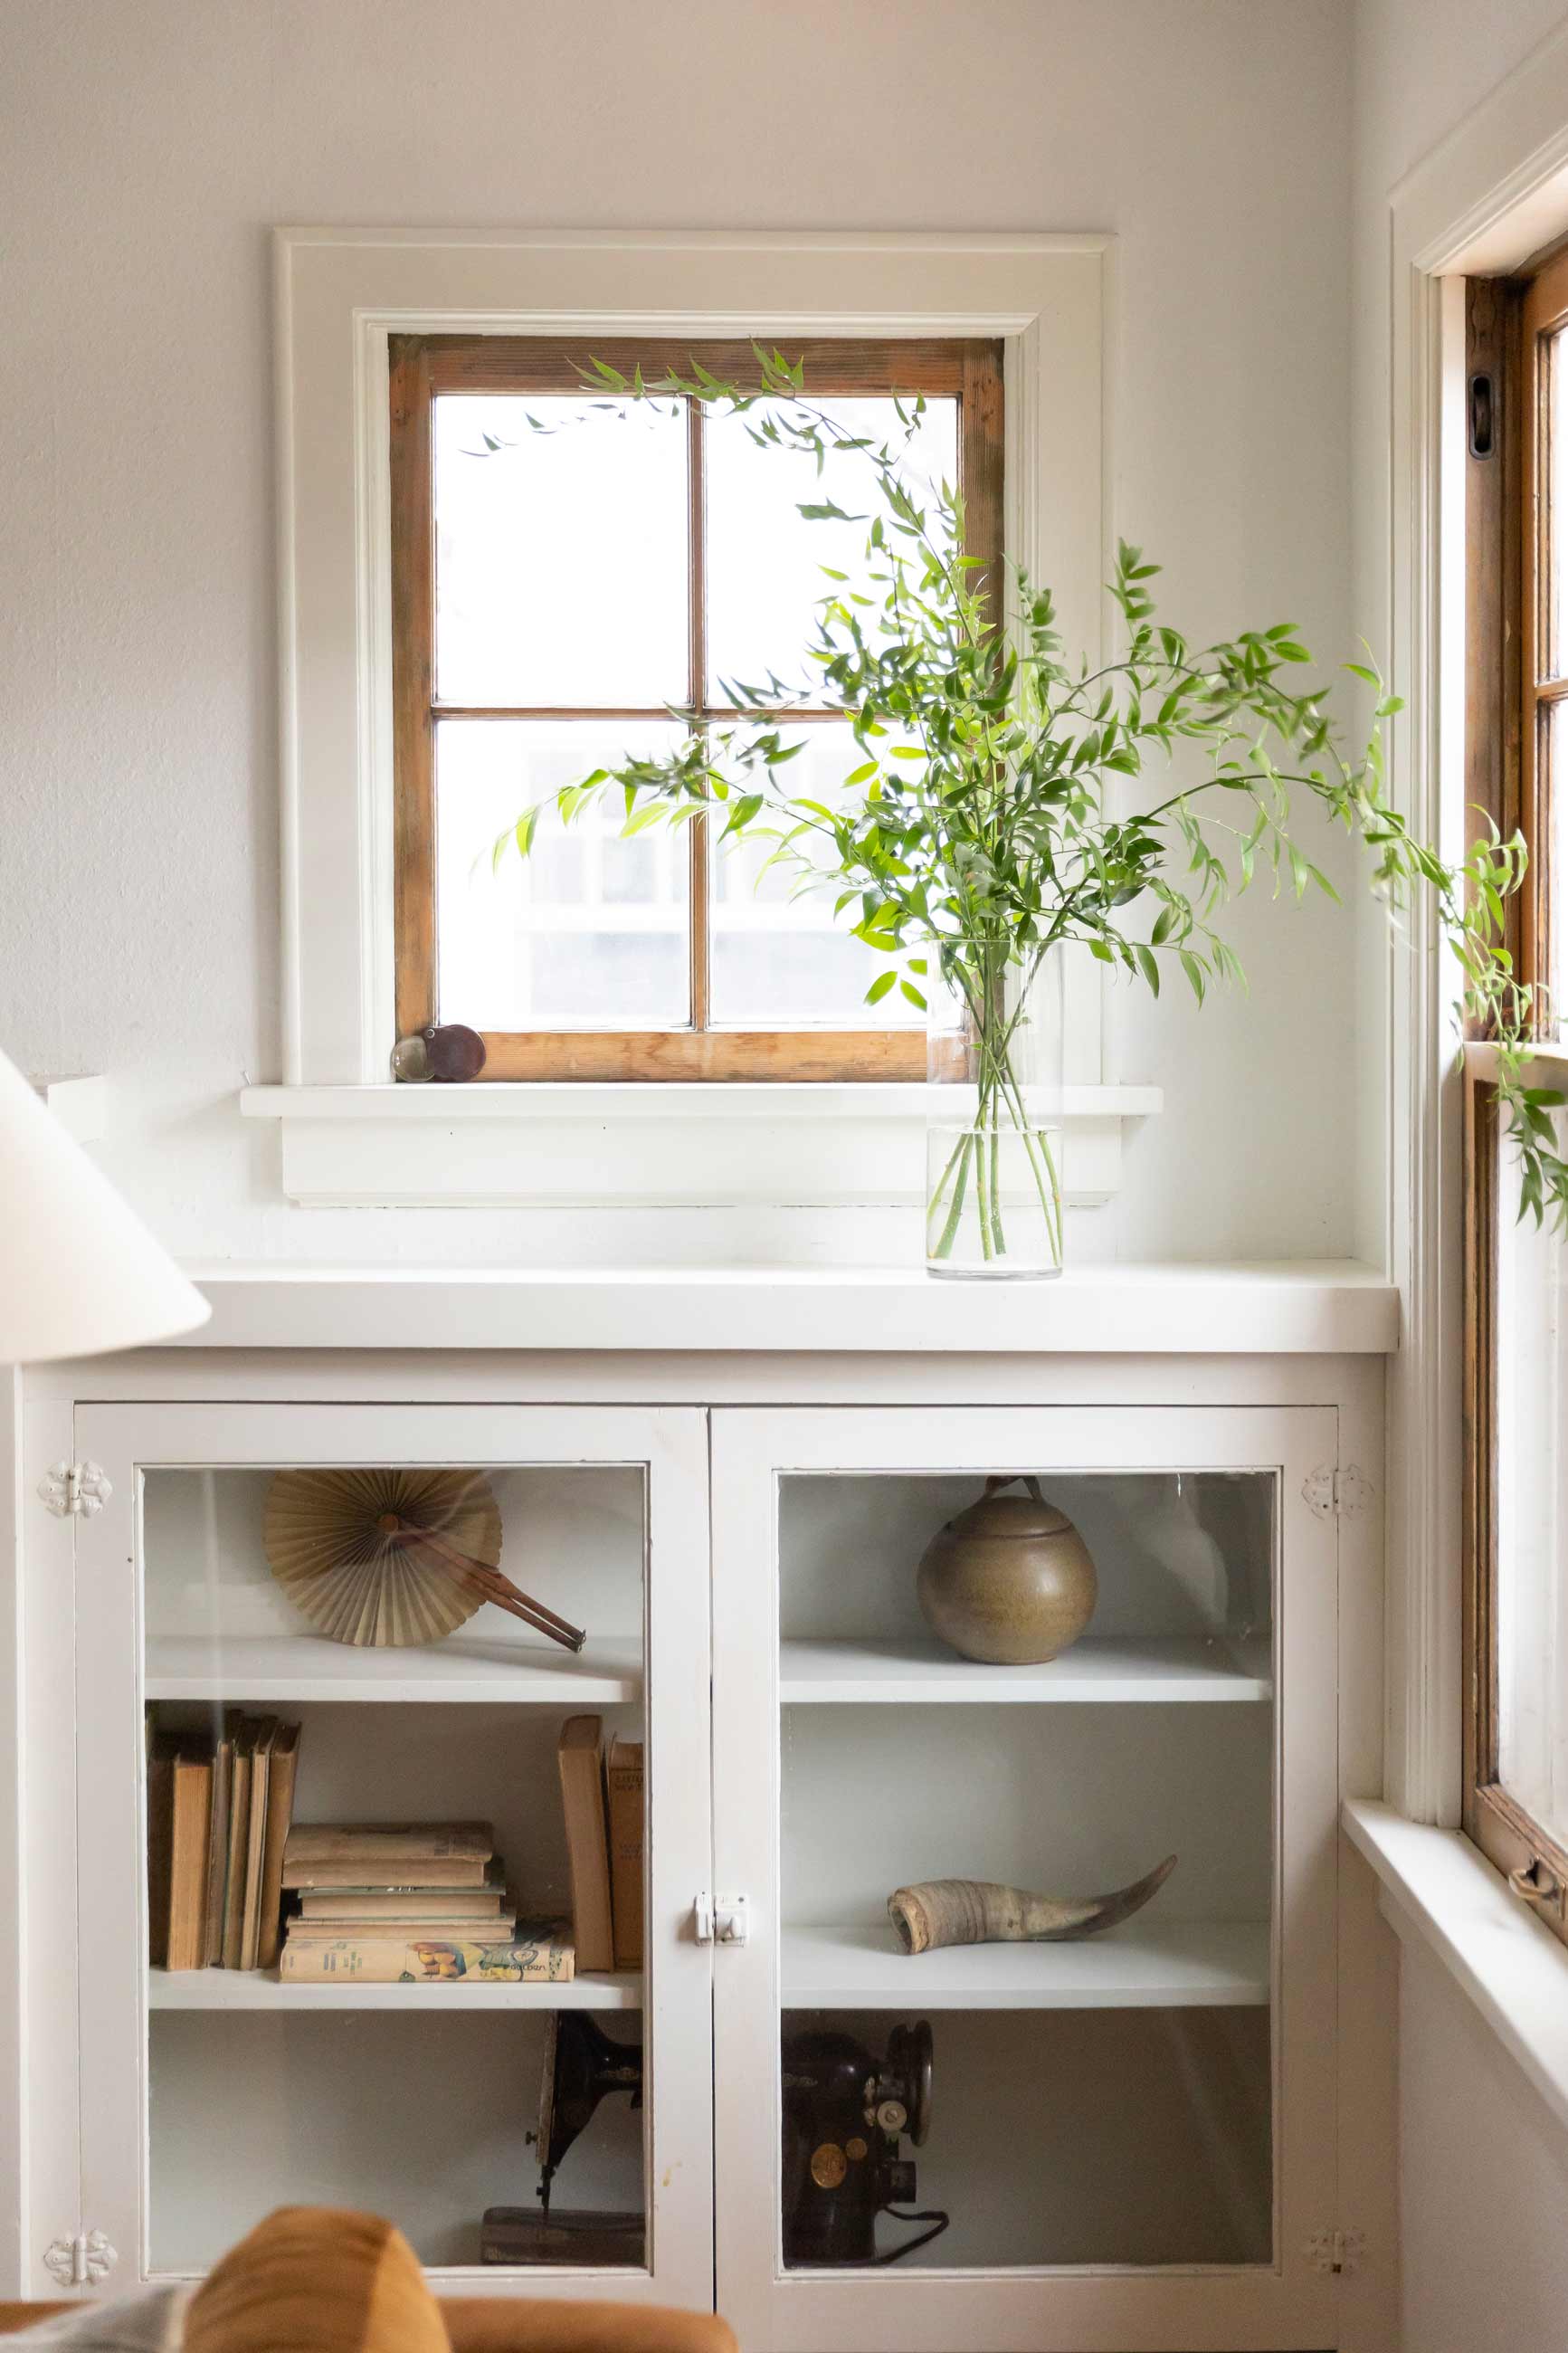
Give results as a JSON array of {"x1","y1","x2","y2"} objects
[
  {"x1": 557, "y1": 1715, "x2": 642, "y2": 1974},
  {"x1": 147, "y1": 1712, "x2": 301, "y2": 1970},
  {"x1": 277, "y1": 1821, "x2": 572, "y2": 1984}
]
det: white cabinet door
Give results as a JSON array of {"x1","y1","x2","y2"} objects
[
  {"x1": 711, "y1": 1405, "x2": 1339, "y2": 2353},
  {"x1": 71, "y1": 1402, "x2": 712, "y2": 2310}
]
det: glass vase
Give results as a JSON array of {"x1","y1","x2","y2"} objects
[{"x1": 925, "y1": 947, "x2": 1065, "y2": 1280}]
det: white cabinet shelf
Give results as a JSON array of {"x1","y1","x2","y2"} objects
[
  {"x1": 143, "y1": 1633, "x2": 642, "y2": 1705},
  {"x1": 780, "y1": 1920, "x2": 1270, "y2": 2009},
  {"x1": 777, "y1": 1635, "x2": 1271, "y2": 1705},
  {"x1": 147, "y1": 1965, "x2": 641, "y2": 2010}
]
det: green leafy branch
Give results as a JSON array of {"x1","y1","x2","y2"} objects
[{"x1": 483, "y1": 347, "x2": 1567, "y2": 1227}]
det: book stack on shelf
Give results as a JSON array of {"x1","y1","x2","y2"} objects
[
  {"x1": 147, "y1": 1711, "x2": 301, "y2": 1971},
  {"x1": 557, "y1": 1716, "x2": 643, "y2": 1974},
  {"x1": 278, "y1": 1821, "x2": 574, "y2": 1984}
]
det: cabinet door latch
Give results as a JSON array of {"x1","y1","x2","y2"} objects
[
  {"x1": 1301, "y1": 1464, "x2": 1373, "y2": 1522},
  {"x1": 43, "y1": 2231, "x2": 117, "y2": 2289},
  {"x1": 37, "y1": 1461, "x2": 112, "y2": 1519},
  {"x1": 693, "y1": 1891, "x2": 749, "y2": 1946},
  {"x1": 1305, "y1": 2226, "x2": 1364, "y2": 2276}
]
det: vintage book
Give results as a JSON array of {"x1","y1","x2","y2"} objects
[
  {"x1": 283, "y1": 1911, "x2": 518, "y2": 1942},
  {"x1": 278, "y1": 1922, "x2": 574, "y2": 1984},
  {"x1": 556, "y1": 1716, "x2": 613, "y2": 1974},
  {"x1": 280, "y1": 1853, "x2": 494, "y2": 1890},
  {"x1": 283, "y1": 1822, "x2": 493, "y2": 1865},
  {"x1": 255, "y1": 1720, "x2": 300, "y2": 1969},
  {"x1": 240, "y1": 1716, "x2": 280, "y2": 1970},
  {"x1": 297, "y1": 1879, "x2": 507, "y2": 1921},
  {"x1": 203, "y1": 1727, "x2": 234, "y2": 1967},
  {"x1": 166, "y1": 1744, "x2": 214, "y2": 1972},
  {"x1": 480, "y1": 2207, "x2": 642, "y2": 2268},
  {"x1": 146, "y1": 1730, "x2": 177, "y2": 1966},
  {"x1": 605, "y1": 1735, "x2": 644, "y2": 1972},
  {"x1": 221, "y1": 1716, "x2": 252, "y2": 1969}
]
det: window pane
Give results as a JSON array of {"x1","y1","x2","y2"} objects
[
  {"x1": 1497, "y1": 1097, "x2": 1568, "y2": 1848},
  {"x1": 1548, "y1": 329, "x2": 1568, "y2": 682},
  {"x1": 1554, "y1": 698, "x2": 1568, "y2": 1035},
  {"x1": 436, "y1": 720, "x2": 689, "y2": 1030},
  {"x1": 705, "y1": 397, "x2": 960, "y2": 703},
  {"x1": 434, "y1": 395, "x2": 689, "y2": 709},
  {"x1": 709, "y1": 727, "x2": 926, "y2": 1029}
]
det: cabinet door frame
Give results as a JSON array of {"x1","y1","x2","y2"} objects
[
  {"x1": 71, "y1": 1401, "x2": 713, "y2": 2309},
  {"x1": 710, "y1": 1404, "x2": 1340, "y2": 2353}
]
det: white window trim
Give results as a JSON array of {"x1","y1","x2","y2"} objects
[
  {"x1": 262, "y1": 225, "x2": 1158, "y2": 1205},
  {"x1": 1382, "y1": 33, "x2": 1568, "y2": 1825}
]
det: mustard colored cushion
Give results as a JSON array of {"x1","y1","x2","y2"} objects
[{"x1": 185, "y1": 2208, "x2": 447, "y2": 2353}]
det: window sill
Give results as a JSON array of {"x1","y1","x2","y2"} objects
[
  {"x1": 238, "y1": 1081, "x2": 1163, "y2": 1210},
  {"x1": 1343, "y1": 1798, "x2": 1568, "y2": 2138}
]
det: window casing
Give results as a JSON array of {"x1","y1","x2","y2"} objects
[
  {"x1": 1464, "y1": 258, "x2": 1568, "y2": 1947},
  {"x1": 389, "y1": 336, "x2": 1004, "y2": 1081}
]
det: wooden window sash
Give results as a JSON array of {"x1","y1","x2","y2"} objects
[
  {"x1": 1462, "y1": 267, "x2": 1568, "y2": 1949},
  {"x1": 389, "y1": 335, "x2": 1006, "y2": 1080}
]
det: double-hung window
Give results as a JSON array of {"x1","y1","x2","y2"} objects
[
  {"x1": 1465, "y1": 255, "x2": 1568, "y2": 1945},
  {"x1": 389, "y1": 337, "x2": 1004, "y2": 1081}
]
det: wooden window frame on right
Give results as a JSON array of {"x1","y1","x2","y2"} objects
[{"x1": 1463, "y1": 260, "x2": 1568, "y2": 1948}]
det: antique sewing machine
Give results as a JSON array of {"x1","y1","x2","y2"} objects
[{"x1": 484, "y1": 2010, "x2": 946, "y2": 2268}]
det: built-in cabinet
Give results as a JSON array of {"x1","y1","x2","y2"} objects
[{"x1": 13, "y1": 1306, "x2": 1392, "y2": 2352}]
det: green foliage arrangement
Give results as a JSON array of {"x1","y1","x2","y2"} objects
[{"x1": 491, "y1": 348, "x2": 1568, "y2": 1252}]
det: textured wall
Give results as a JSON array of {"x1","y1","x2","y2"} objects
[{"x1": 0, "y1": 0, "x2": 1356, "y2": 1264}]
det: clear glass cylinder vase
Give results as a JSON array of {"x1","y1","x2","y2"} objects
[{"x1": 925, "y1": 947, "x2": 1065, "y2": 1280}]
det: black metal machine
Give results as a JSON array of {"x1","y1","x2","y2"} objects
[
  {"x1": 523, "y1": 2010, "x2": 946, "y2": 2269},
  {"x1": 780, "y1": 2021, "x2": 946, "y2": 2266}
]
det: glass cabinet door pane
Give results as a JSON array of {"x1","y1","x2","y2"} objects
[
  {"x1": 139, "y1": 1460, "x2": 649, "y2": 2275},
  {"x1": 776, "y1": 1469, "x2": 1276, "y2": 2272}
]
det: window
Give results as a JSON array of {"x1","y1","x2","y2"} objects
[
  {"x1": 1464, "y1": 258, "x2": 1568, "y2": 1946},
  {"x1": 389, "y1": 337, "x2": 1004, "y2": 1080}
]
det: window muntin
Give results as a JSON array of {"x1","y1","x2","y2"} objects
[{"x1": 390, "y1": 338, "x2": 1003, "y2": 1080}]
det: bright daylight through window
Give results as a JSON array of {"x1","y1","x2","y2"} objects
[{"x1": 390, "y1": 339, "x2": 1003, "y2": 1079}]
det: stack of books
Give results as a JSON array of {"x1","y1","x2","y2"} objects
[
  {"x1": 557, "y1": 1716, "x2": 643, "y2": 1974},
  {"x1": 277, "y1": 1820, "x2": 573, "y2": 1984},
  {"x1": 147, "y1": 1710, "x2": 301, "y2": 1971}
]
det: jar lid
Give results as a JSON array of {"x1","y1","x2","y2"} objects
[{"x1": 948, "y1": 1476, "x2": 1075, "y2": 1538}]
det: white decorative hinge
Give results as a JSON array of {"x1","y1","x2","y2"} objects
[
  {"x1": 693, "y1": 1891, "x2": 749, "y2": 1945},
  {"x1": 37, "y1": 1461, "x2": 112, "y2": 1519},
  {"x1": 1301, "y1": 1464, "x2": 1374, "y2": 1523},
  {"x1": 1305, "y1": 2226, "x2": 1364, "y2": 2276},
  {"x1": 43, "y1": 2231, "x2": 118, "y2": 2288}
]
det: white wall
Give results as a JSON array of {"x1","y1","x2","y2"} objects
[
  {"x1": 0, "y1": 0, "x2": 1363, "y2": 1267},
  {"x1": 1351, "y1": 7, "x2": 1568, "y2": 2345}
]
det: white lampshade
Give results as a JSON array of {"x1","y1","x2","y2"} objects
[{"x1": 0, "y1": 1048, "x2": 210, "y2": 1363}]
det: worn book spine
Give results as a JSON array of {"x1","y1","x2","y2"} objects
[
  {"x1": 222, "y1": 1743, "x2": 252, "y2": 1969},
  {"x1": 282, "y1": 1821, "x2": 493, "y2": 1864},
  {"x1": 204, "y1": 1735, "x2": 233, "y2": 1968},
  {"x1": 256, "y1": 1722, "x2": 299, "y2": 1969},
  {"x1": 281, "y1": 1853, "x2": 493, "y2": 1890},
  {"x1": 285, "y1": 1913, "x2": 518, "y2": 1942},
  {"x1": 605, "y1": 1736, "x2": 644, "y2": 1972},
  {"x1": 166, "y1": 1750, "x2": 214, "y2": 1972},
  {"x1": 298, "y1": 1883, "x2": 505, "y2": 1920},
  {"x1": 239, "y1": 1718, "x2": 278, "y2": 1970},
  {"x1": 556, "y1": 1716, "x2": 613, "y2": 1974},
  {"x1": 147, "y1": 1733, "x2": 176, "y2": 1967},
  {"x1": 279, "y1": 1925, "x2": 574, "y2": 1984}
]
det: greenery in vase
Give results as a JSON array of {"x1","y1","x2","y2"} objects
[{"x1": 489, "y1": 348, "x2": 1568, "y2": 1246}]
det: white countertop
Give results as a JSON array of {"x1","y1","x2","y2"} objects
[{"x1": 176, "y1": 1260, "x2": 1400, "y2": 1355}]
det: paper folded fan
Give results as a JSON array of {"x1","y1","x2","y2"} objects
[{"x1": 264, "y1": 1468, "x2": 586, "y2": 1652}]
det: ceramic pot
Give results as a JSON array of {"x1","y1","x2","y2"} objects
[{"x1": 917, "y1": 1474, "x2": 1097, "y2": 1664}]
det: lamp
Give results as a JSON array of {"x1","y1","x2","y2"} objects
[{"x1": 0, "y1": 1048, "x2": 210, "y2": 1363}]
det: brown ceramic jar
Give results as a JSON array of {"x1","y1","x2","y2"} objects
[{"x1": 917, "y1": 1474, "x2": 1098, "y2": 1664}]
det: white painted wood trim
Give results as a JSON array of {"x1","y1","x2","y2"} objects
[
  {"x1": 239, "y1": 1081, "x2": 1158, "y2": 1210},
  {"x1": 166, "y1": 1262, "x2": 1401, "y2": 1356},
  {"x1": 275, "y1": 227, "x2": 1112, "y2": 1116},
  {"x1": 1383, "y1": 23, "x2": 1568, "y2": 1823},
  {"x1": 1344, "y1": 1798, "x2": 1568, "y2": 2139}
]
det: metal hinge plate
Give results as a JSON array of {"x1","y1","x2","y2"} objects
[
  {"x1": 37, "y1": 1461, "x2": 112, "y2": 1519},
  {"x1": 1302, "y1": 1464, "x2": 1373, "y2": 1523},
  {"x1": 43, "y1": 2231, "x2": 117, "y2": 2289},
  {"x1": 693, "y1": 1891, "x2": 749, "y2": 1946},
  {"x1": 1305, "y1": 2226, "x2": 1364, "y2": 2276}
]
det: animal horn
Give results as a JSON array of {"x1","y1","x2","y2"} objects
[{"x1": 888, "y1": 1856, "x2": 1177, "y2": 1954}]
